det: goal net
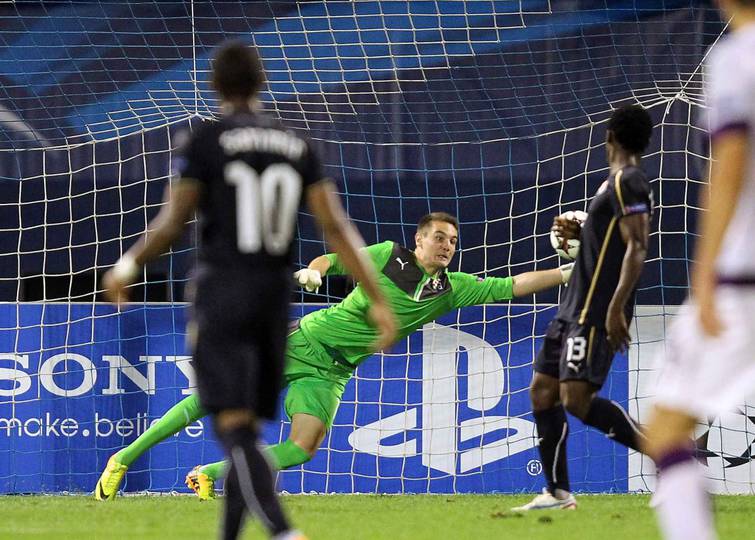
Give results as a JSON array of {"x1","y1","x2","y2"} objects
[{"x1": 2, "y1": 1, "x2": 750, "y2": 495}]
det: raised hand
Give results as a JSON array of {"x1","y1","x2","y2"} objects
[
  {"x1": 294, "y1": 268, "x2": 322, "y2": 293},
  {"x1": 552, "y1": 215, "x2": 583, "y2": 242}
]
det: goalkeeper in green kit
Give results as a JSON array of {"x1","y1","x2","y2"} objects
[{"x1": 95, "y1": 212, "x2": 574, "y2": 500}]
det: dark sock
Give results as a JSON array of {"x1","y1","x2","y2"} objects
[
  {"x1": 219, "y1": 427, "x2": 290, "y2": 539},
  {"x1": 583, "y1": 397, "x2": 644, "y2": 452},
  {"x1": 221, "y1": 460, "x2": 246, "y2": 540},
  {"x1": 657, "y1": 447, "x2": 695, "y2": 471},
  {"x1": 533, "y1": 405, "x2": 570, "y2": 494}
]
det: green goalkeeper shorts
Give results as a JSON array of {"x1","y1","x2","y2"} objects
[{"x1": 283, "y1": 329, "x2": 354, "y2": 429}]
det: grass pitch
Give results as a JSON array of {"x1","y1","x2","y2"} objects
[{"x1": 2, "y1": 493, "x2": 754, "y2": 539}]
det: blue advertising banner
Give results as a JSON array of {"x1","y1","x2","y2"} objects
[{"x1": 0, "y1": 303, "x2": 628, "y2": 494}]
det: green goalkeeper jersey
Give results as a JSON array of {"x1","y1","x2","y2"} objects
[{"x1": 298, "y1": 241, "x2": 514, "y2": 367}]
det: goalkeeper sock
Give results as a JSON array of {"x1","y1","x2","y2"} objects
[
  {"x1": 533, "y1": 405, "x2": 570, "y2": 494},
  {"x1": 219, "y1": 426, "x2": 290, "y2": 540},
  {"x1": 199, "y1": 460, "x2": 227, "y2": 480},
  {"x1": 583, "y1": 397, "x2": 645, "y2": 452},
  {"x1": 116, "y1": 394, "x2": 206, "y2": 467},
  {"x1": 267, "y1": 440, "x2": 312, "y2": 469},
  {"x1": 654, "y1": 448, "x2": 716, "y2": 540},
  {"x1": 197, "y1": 439, "x2": 311, "y2": 481}
]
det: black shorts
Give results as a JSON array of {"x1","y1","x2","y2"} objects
[
  {"x1": 533, "y1": 318, "x2": 616, "y2": 388},
  {"x1": 189, "y1": 266, "x2": 290, "y2": 419}
]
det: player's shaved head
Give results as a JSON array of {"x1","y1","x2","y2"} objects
[
  {"x1": 417, "y1": 212, "x2": 459, "y2": 235},
  {"x1": 607, "y1": 105, "x2": 653, "y2": 154},
  {"x1": 212, "y1": 41, "x2": 265, "y2": 100}
]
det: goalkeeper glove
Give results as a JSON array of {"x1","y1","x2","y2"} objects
[
  {"x1": 559, "y1": 263, "x2": 574, "y2": 285},
  {"x1": 294, "y1": 268, "x2": 322, "y2": 293}
]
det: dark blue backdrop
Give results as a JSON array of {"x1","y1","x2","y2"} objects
[
  {"x1": 0, "y1": 1, "x2": 721, "y2": 304},
  {"x1": 0, "y1": 303, "x2": 629, "y2": 494}
]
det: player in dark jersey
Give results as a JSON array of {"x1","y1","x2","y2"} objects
[
  {"x1": 513, "y1": 105, "x2": 654, "y2": 511},
  {"x1": 98, "y1": 41, "x2": 395, "y2": 540}
]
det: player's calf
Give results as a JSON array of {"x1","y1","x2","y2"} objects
[
  {"x1": 562, "y1": 380, "x2": 645, "y2": 452},
  {"x1": 642, "y1": 405, "x2": 696, "y2": 461},
  {"x1": 217, "y1": 422, "x2": 292, "y2": 539},
  {"x1": 582, "y1": 397, "x2": 645, "y2": 451}
]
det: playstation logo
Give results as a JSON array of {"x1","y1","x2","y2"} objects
[{"x1": 348, "y1": 324, "x2": 537, "y2": 475}]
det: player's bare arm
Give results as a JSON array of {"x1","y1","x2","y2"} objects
[
  {"x1": 512, "y1": 266, "x2": 572, "y2": 296},
  {"x1": 606, "y1": 212, "x2": 649, "y2": 352},
  {"x1": 103, "y1": 180, "x2": 201, "y2": 303},
  {"x1": 692, "y1": 130, "x2": 749, "y2": 337},
  {"x1": 307, "y1": 255, "x2": 332, "y2": 276},
  {"x1": 306, "y1": 178, "x2": 397, "y2": 350}
]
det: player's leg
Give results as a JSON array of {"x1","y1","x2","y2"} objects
[
  {"x1": 187, "y1": 411, "x2": 326, "y2": 501},
  {"x1": 531, "y1": 372, "x2": 571, "y2": 495},
  {"x1": 270, "y1": 413, "x2": 327, "y2": 466},
  {"x1": 643, "y1": 405, "x2": 710, "y2": 540},
  {"x1": 639, "y1": 296, "x2": 755, "y2": 540},
  {"x1": 560, "y1": 324, "x2": 645, "y2": 451},
  {"x1": 187, "y1": 329, "x2": 348, "y2": 498},
  {"x1": 95, "y1": 394, "x2": 206, "y2": 500},
  {"x1": 119, "y1": 394, "x2": 207, "y2": 465},
  {"x1": 513, "y1": 320, "x2": 575, "y2": 511},
  {"x1": 561, "y1": 379, "x2": 644, "y2": 452},
  {"x1": 214, "y1": 409, "x2": 302, "y2": 540},
  {"x1": 202, "y1": 274, "x2": 306, "y2": 540},
  {"x1": 187, "y1": 376, "x2": 346, "y2": 499}
]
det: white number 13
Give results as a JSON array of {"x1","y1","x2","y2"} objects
[
  {"x1": 566, "y1": 336, "x2": 587, "y2": 362},
  {"x1": 224, "y1": 161, "x2": 302, "y2": 255}
]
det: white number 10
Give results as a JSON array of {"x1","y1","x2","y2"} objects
[{"x1": 224, "y1": 161, "x2": 302, "y2": 255}]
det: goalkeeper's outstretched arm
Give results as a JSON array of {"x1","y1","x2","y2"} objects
[{"x1": 511, "y1": 264, "x2": 573, "y2": 296}]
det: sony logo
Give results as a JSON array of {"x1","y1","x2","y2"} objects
[{"x1": 0, "y1": 353, "x2": 195, "y2": 398}]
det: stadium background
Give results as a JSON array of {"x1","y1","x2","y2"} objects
[{"x1": 2, "y1": 1, "x2": 748, "y2": 497}]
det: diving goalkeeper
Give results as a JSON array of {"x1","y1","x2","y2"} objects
[{"x1": 95, "y1": 212, "x2": 573, "y2": 500}]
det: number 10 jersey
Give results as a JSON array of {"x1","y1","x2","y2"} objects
[{"x1": 173, "y1": 111, "x2": 321, "y2": 272}]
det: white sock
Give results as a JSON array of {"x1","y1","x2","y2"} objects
[{"x1": 655, "y1": 458, "x2": 717, "y2": 540}]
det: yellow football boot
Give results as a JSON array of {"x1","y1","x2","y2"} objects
[
  {"x1": 94, "y1": 455, "x2": 128, "y2": 501},
  {"x1": 185, "y1": 465, "x2": 216, "y2": 501}
]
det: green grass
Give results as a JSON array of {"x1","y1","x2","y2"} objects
[{"x1": 1, "y1": 494, "x2": 754, "y2": 539}]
